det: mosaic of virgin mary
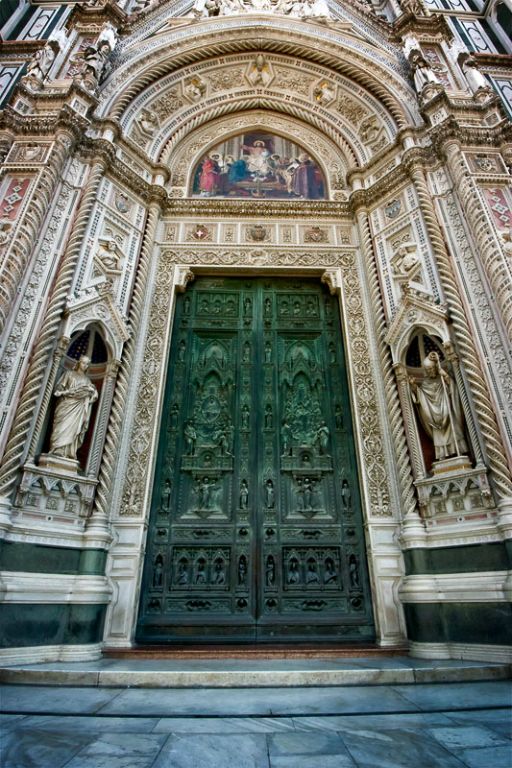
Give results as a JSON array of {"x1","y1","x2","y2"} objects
[{"x1": 192, "y1": 132, "x2": 327, "y2": 199}]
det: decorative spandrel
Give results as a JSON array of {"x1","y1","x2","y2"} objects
[{"x1": 136, "y1": 278, "x2": 374, "y2": 644}]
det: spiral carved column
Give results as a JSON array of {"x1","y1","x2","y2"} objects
[
  {"x1": 0, "y1": 131, "x2": 73, "y2": 340},
  {"x1": 409, "y1": 164, "x2": 512, "y2": 503},
  {"x1": 0, "y1": 159, "x2": 107, "y2": 510},
  {"x1": 354, "y1": 205, "x2": 418, "y2": 523},
  {"x1": 92, "y1": 194, "x2": 163, "y2": 526},
  {"x1": 443, "y1": 141, "x2": 512, "y2": 343}
]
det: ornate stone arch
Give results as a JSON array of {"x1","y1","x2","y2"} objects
[
  {"x1": 98, "y1": 20, "x2": 419, "y2": 131},
  {"x1": 163, "y1": 110, "x2": 349, "y2": 199}
]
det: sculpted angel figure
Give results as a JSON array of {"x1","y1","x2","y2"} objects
[
  {"x1": 49, "y1": 355, "x2": 98, "y2": 460},
  {"x1": 409, "y1": 351, "x2": 468, "y2": 461}
]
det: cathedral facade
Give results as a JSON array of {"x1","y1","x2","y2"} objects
[{"x1": 0, "y1": 0, "x2": 511, "y2": 663}]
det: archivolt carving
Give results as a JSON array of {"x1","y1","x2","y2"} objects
[
  {"x1": 123, "y1": 55, "x2": 396, "y2": 167},
  {"x1": 118, "y1": 246, "x2": 391, "y2": 518},
  {"x1": 164, "y1": 111, "x2": 348, "y2": 198},
  {"x1": 101, "y1": 22, "x2": 415, "y2": 129}
]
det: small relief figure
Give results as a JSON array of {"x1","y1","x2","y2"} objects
[
  {"x1": 136, "y1": 109, "x2": 159, "y2": 137},
  {"x1": 161, "y1": 479, "x2": 172, "y2": 512},
  {"x1": 264, "y1": 341, "x2": 272, "y2": 363},
  {"x1": 170, "y1": 403, "x2": 180, "y2": 430},
  {"x1": 341, "y1": 479, "x2": 352, "y2": 511},
  {"x1": 238, "y1": 555, "x2": 248, "y2": 586},
  {"x1": 306, "y1": 560, "x2": 320, "y2": 584},
  {"x1": 197, "y1": 476, "x2": 217, "y2": 510},
  {"x1": 152, "y1": 555, "x2": 164, "y2": 588},
  {"x1": 49, "y1": 355, "x2": 98, "y2": 461},
  {"x1": 183, "y1": 296, "x2": 191, "y2": 315},
  {"x1": 244, "y1": 297, "x2": 252, "y2": 316},
  {"x1": 247, "y1": 54, "x2": 273, "y2": 87},
  {"x1": 266, "y1": 555, "x2": 276, "y2": 586},
  {"x1": 500, "y1": 229, "x2": 512, "y2": 260},
  {"x1": 176, "y1": 559, "x2": 189, "y2": 585},
  {"x1": 96, "y1": 239, "x2": 121, "y2": 273},
  {"x1": 243, "y1": 341, "x2": 251, "y2": 363},
  {"x1": 240, "y1": 479, "x2": 249, "y2": 509},
  {"x1": 24, "y1": 34, "x2": 62, "y2": 87},
  {"x1": 287, "y1": 557, "x2": 301, "y2": 584},
  {"x1": 410, "y1": 52, "x2": 441, "y2": 97},
  {"x1": 264, "y1": 297, "x2": 272, "y2": 316},
  {"x1": 265, "y1": 479, "x2": 275, "y2": 509},
  {"x1": 264, "y1": 404, "x2": 273, "y2": 430},
  {"x1": 282, "y1": 419, "x2": 293, "y2": 456},
  {"x1": 184, "y1": 75, "x2": 206, "y2": 101},
  {"x1": 400, "y1": 0, "x2": 428, "y2": 15},
  {"x1": 409, "y1": 352, "x2": 468, "y2": 461},
  {"x1": 212, "y1": 558, "x2": 226, "y2": 585},
  {"x1": 329, "y1": 342, "x2": 336, "y2": 363},
  {"x1": 216, "y1": 427, "x2": 233, "y2": 456},
  {"x1": 184, "y1": 420, "x2": 197, "y2": 455},
  {"x1": 315, "y1": 421, "x2": 330, "y2": 455},
  {"x1": 391, "y1": 244, "x2": 421, "y2": 283},
  {"x1": 295, "y1": 478, "x2": 304, "y2": 511},
  {"x1": 349, "y1": 554, "x2": 360, "y2": 589},
  {"x1": 313, "y1": 81, "x2": 335, "y2": 106},
  {"x1": 302, "y1": 477, "x2": 315, "y2": 511},
  {"x1": 241, "y1": 404, "x2": 250, "y2": 431},
  {"x1": 178, "y1": 340, "x2": 186, "y2": 363},
  {"x1": 194, "y1": 559, "x2": 207, "y2": 584},
  {"x1": 324, "y1": 557, "x2": 337, "y2": 584},
  {"x1": 335, "y1": 404, "x2": 344, "y2": 430}
]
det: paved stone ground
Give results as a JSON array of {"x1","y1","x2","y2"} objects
[{"x1": 1, "y1": 680, "x2": 511, "y2": 767}]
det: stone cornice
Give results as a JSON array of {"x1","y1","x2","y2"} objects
[
  {"x1": 0, "y1": 40, "x2": 40, "y2": 57},
  {"x1": 393, "y1": 11, "x2": 452, "y2": 42},
  {"x1": 66, "y1": 0, "x2": 127, "y2": 30},
  {"x1": 164, "y1": 198, "x2": 350, "y2": 218}
]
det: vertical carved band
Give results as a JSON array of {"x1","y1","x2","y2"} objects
[
  {"x1": 0, "y1": 133, "x2": 72, "y2": 338},
  {"x1": 93, "y1": 197, "x2": 162, "y2": 523},
  {"x1": 355, "y1": 208, "x2": 417, "y2": 520},
  {"x1": 410, "y1": 165, "x2": 512, "y2": 500},
  {"x1": 444, "y1": 142, "x2": 512, "y2": 342},
  {"x1": 0, "y1": 160, "x2": 106, "y2": 502}
]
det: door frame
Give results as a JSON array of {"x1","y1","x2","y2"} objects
[{"x1": 103, "y1": 242, "x2": 407, "y2": 649}]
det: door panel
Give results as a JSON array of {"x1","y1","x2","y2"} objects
[{"x1": 136, "y1": 277, "x2": 374, "y2": 644}]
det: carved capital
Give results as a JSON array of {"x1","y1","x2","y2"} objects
[
  {"x1": 321, "y1": 269, "x2": 341, "y2": 295},
  {"x1": 175, "y1": 267, "x2": 195, "y2": 293}
]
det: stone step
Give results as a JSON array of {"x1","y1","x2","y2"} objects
[{"x1": 0, "y1": 656, "x2": 510, "y2": 688}]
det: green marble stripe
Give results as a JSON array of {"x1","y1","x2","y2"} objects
[
  {"x1": 404, "y1": 602, "x2": 512, "y2": 645},
  {"x1": 0, "y1": 540, "x2": 107, "y2": 575},
  {"x1": 0, "y1": 603, "x2": 106, "y2": 647},
  {"x1": 404, "y1": 543, "x2": 510, "y2": 576}
]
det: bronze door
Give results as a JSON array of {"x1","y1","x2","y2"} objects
[{"x1": 136, "y1": 277, "x2": 374, "y2": 643}]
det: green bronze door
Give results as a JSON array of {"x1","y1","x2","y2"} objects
[{"x1": 136, "y1": 277, "x2": 374, "y2": 644}]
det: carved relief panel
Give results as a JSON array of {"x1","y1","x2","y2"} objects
[{"x1": 136, "y1": 276, "x2": 374, "y2": 643}]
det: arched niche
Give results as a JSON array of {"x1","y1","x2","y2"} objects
[{"x1": 39, "y1": 325, "x2": 110, "y2": 474}]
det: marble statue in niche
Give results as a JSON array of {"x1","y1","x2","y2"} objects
[
  {"x1": 461, "y1": 55, "x2": 491, "y2": 94},
  {"x1": 48, "y1": 355, "x2": 98, "y2": 462},
  {"x1": 409, "y1": 352, "x2": 468, "y2": 461},
  {"x1": 409, "y1": 52, "x2": 441, "y2": 96}
]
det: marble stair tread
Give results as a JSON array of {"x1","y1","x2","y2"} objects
[{"x1": 0, "y1": 656, "x2": 509, "y2": 688}]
